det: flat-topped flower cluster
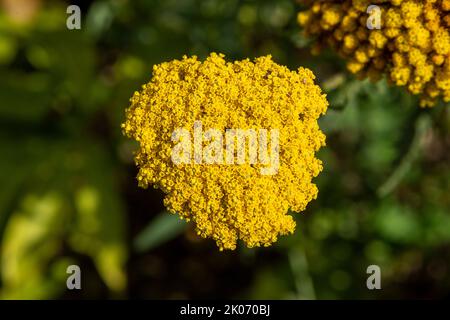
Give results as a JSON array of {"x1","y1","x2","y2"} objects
[{"x1": 122, "y1": 53, "x2": 328, "y2": 250}]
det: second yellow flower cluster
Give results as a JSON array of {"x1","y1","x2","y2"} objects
[{"x1": 298, "y1": 0, "x2": 450, "y2": 107}]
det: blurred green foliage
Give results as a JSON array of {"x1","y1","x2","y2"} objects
[{"x1": 0, "y1": 0, "x2": 449, "y2": 299}]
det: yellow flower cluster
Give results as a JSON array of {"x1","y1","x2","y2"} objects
[
  {"x1": 122, "y1": 53, "x2": 328, "y2": 250},
  {"x1": 298, "y1": 0, "x2": 450, "y2": 107}
]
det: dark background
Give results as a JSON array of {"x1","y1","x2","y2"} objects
[{"x1": 0, "y1": 0, "x2": 449, "y2": 299}]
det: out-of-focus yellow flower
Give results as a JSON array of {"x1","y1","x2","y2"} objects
[
  {"x1": 298, "y1": 0, "x2": 450, "y2": 107},
  {"x1": 122, "y1": 53, "x2": 328, "y2": 250}
]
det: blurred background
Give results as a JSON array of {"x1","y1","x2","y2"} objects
[{"x1": 0, "y1": 0, "x2": 449, "y2": 299}]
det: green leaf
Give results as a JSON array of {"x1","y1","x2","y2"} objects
[
  {"x1": 0, "y1": 192, "x2": 68, "y2": 299},
  {"x1": 134, "y1": 211, "x2": 187, "y2": 252}
]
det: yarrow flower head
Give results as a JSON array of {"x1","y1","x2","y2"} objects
[
  {"x1": 298, "y1": 0, "x2": 450, "y2": 107},
  {"x1": 122, "y1": 53, "x2": 328, "y2": 250}
]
